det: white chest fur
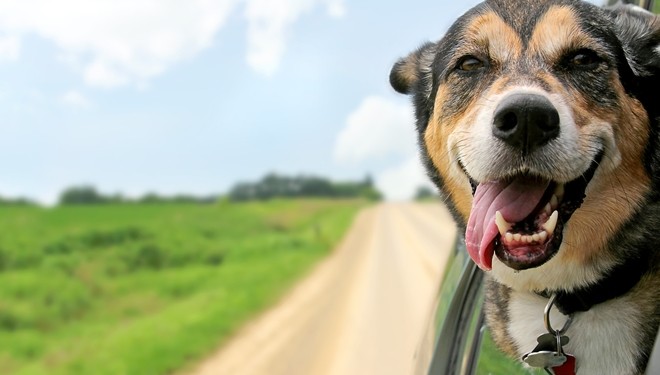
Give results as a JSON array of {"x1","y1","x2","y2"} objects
[{"x1": 508, "y1": 291, "x2": 643, "y2": 375}]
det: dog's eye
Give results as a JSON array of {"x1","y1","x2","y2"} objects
[
  {"x1": 567, "y1": 50, "x2": 602, "y2": 68},
  {"x1": 457, "y1": 56, "x2": 485, "y2": 72}
]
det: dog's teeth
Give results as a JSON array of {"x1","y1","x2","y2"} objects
[
  {"x1": 544, "y1": 203, "x2": 552, "y2": 215},
  {"x1": 495, "y1": 211, "x2": 512, "y2": 236},
  {"x1": 543, "y1": 210, "x2": 559, "y2": 235},
  {"x1": 538, "y1": 230, "x2": 548, "y2": 242},
  {"x1": 513, "y1": 233, "x2": 521, "y2": 241},
  {"x1": 532, "y1": 233, "x2": 540, "y2": 242},
  {"x1": 555, "y1": 184, "x2": 565, "y2": 199},
  {"x1": 550, "y1": 195, "x2": 558, "y2": 210},
  {"x1": 505, "y1": 232, "x2": 513, "y2": 242}
]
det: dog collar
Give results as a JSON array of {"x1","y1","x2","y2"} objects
[{"x1": 536, "y1": 250, "x2": 649, "y2": 315}]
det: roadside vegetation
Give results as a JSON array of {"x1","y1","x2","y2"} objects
[
  {"x1": 0, "y1": 198, "x2": 365, "y2": 375},
  {"x1": 54, "y1": 174, "x2": 381, "y2": 206},
  {"x1": 414, "y1": 186, "x2": 440, "y2": 202},
  {"x1": 228, "y1": 173, "x2": 381, "y2": 201}
]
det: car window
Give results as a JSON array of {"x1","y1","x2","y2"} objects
[
  {"x1": 414, "y1": 242, "x2": 469, "y2": 375},
  {"x1": 421, "y1": 240, "x2": 547, "y2": 375},
  {"x1": 433, "y1": 246, "x2": 468, "y2": 338}
]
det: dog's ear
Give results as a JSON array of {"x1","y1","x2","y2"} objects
[
  {"x1": 608, "y1": 3, "x2": 660, "y2": 78},
  {"x1": 390, "y1": 42, "x2": 436, "y2": 95}
]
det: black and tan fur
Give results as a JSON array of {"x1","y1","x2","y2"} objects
[{"x1": 391, "y1": 1, "x2": 660, "y2": 374}]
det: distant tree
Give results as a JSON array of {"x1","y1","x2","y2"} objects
[
  {"x1": 139, "y1": 193, "x2": 164, "y2": 204},
  {"x1": 0, "y1": 196, "x2": 35, "y2": 206},
  {"x1": 137, "y1": 192, "x2": 217, "y2": 205},
  {"x1": 57, "y1": 186, "x2": 218, "y2": 206},
  {"x1": 228, "y1": 173, "x2": 382, "y2": 201},
  {"x1": 414, "y1": 186, "x2": 438, "y2": 201},
  {"x1": 59, "y1": 186, "x2": 108, "y2": 205},
  {"x1": 106, "y1": 193, "x2": 125, "y2": 204},
  {"x1": 361, "y1": 187, "x2": 382, "y2": 201},
  {"x1": 298, "y1": 176, "x2": 334, "y2": 197},
  {"x1": 228, "y1": 182, "x2": 257, "y2": 201}
]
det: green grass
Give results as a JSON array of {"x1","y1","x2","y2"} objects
[
  {"x1": 0, "y1": 199, "x2": 365, "y2": 375},
  {"x1": 477, "y1": 330, "x2": 544, "y2": 375}
]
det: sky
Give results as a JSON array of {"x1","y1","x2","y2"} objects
[{"x1": 0, "y1": 0, "x2": 601, "y2": 204}]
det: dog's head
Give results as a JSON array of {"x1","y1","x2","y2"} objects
[{"x1": 391, "y1": 0, "x2": 659, "y2": 290}]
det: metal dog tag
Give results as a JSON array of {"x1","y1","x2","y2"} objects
[
  {"x1": 522, "y1": 295, "x2": 576, "y2": 373},
  {"x1": 522, "y1": 333, "x2": 569, "y2": 368},
  {"x1": 523, "y1": 350, "x2": 567, "y2": 368},
  {"x1": 535, "y1": 333, "x2": 569, "y2": 349},
  {"x1": 524, "y1": 332, "x2": 569, "y2": 354}
]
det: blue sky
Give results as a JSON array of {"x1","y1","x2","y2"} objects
[{"x1": 0, "y1": 0, "x2": 601, "y2": 204}]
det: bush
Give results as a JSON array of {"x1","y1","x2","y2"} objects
[
  {"x1": 79, "y1": 227, "x2": 150, "y2": 249},
  {"x1": 125, "y1": 244, "x2": 165, "y2": 270}
]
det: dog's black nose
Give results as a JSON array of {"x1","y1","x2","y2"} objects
[{"x1": 492, "y1": 94, "x2": 560, "y2": 155}]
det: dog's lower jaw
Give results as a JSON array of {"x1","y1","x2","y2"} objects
[{"x1": 489, "y1": 244, "x2": 615, "y2": 294}]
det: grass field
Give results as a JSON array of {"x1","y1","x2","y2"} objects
[{"x1": 0, "y1": 199, "x2": 365, "y2": 375}]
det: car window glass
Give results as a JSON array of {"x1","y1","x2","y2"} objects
[{"x1": 433, "y1": 247, "x2": 467, "y2": 340}]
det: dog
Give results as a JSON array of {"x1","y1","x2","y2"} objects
[{"x1": 390, "y1": 1, "x2": 659, "y2": 374}]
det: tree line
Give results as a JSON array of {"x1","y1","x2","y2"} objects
[
  {"x1": 53, "y1": 173, "x2": 382, "y2": 205},
  {"x1": 0, "y1": 197, "x2": 35, "y2": 206},
  {"x1": 227, "y1": 173, "x2": 381, "y2": 201},
  {"x1": 57, "y1": 186, "x2": 218, "y2": 205}
]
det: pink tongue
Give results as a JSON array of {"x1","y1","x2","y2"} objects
[{"x1": 465, "y1": 178, "x2": 550, "y2": 270}]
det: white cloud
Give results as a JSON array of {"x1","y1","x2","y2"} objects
[
  {"x1": 0, "y1": 0, "x2": 345, "y2": 87},
  {"x1": 244, "y1": 0, "x2": 346, "y2": 75},
  {"x1": 325, "y1": 0, "x2": 346, "y2": 18},
  {"x1": 60, "y1": 90, "x2": 91, "y2": 109},
  {"x1": 83, "y1": 60, "x2": 131, "y2": 88},
  {"x1": 0, "y1": 35, "x2": 20, "y2": 61},
  {"x1": 0, "y1": 0, "x2": 238, "y2": 88},
  {"x1": 376, "y1": 156, "x2": 433, "y2": 201},
  {"x1": 334, "y1": 96, "x2": 416, "y2": 163},
  {"x1": 334, "y1": 95, "x2": 433, "y2": 200}
]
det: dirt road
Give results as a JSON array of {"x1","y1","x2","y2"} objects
[{"x1": 187, "y1": 203, "x2": 457, "y2": 375}]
